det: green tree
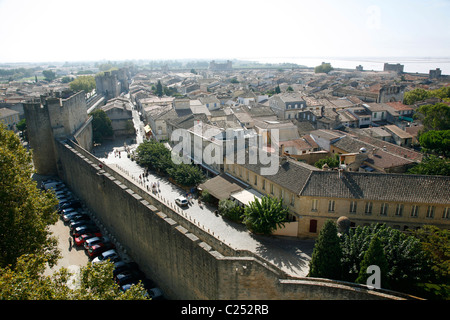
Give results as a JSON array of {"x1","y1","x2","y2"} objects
[
  {"x1": 308, "y1": 220, "x2": 343, "y2": 280},
  {"x1": 136, "y1": 140, "x2": 173, "y2": 174},
  {"x1": 218, "y1": 199, "x2": 244, "y2": 222},
  {"x1": 243, "y1": 196, "x2": 288, "y2": 235},
  {"x1": 0, "y1": 124, "x2": 59, "y2": 269},
  {"x1": 355, "y1": 235, "x2": 389, "y2": 289},
  {"x1": 340, "y1": 223, "x2": 432, "y2": 295},
  {"x1": 89, "y1": 109, "x2": 113, "y2": 143},
  {"x1": 69, "y1": 76, "x2": 96, "y2": 95},
  {"x1": 418, "y1": 130, "x2": 450, "y2": 156},
  {"x1": 407, "y1": 154, "x2": 450, "y2": 176},
  {"x1": 314, "y1": 63, "x2": 333, "y2": 74},
  {"x1": 275, "y1": 85, "x2": 281, "y2": 94},
  {"x1": 42, "y1": 70, "x2": 56, "y2": 81},
  {"x1": 155, "y1": 80, "x2": 163, "y2": 97},
  {"x1": 415, "y1": 103, "x2": 450, "y2": 131},
  {"x1": 166, "y1": 163, "x2": 205, "y2": 187},
  {"x1": 0, "y1": 254, "x2": 149, "y2": 300},
  {"x1": 404, "y1": 88, "x2": 431, "y2": 105},
  {"x1": 412, "y1": 225, "x2": 450, "y2": 299},
  {"x1": 314, "y1": 154, "x2": 340, "y2": 169}
]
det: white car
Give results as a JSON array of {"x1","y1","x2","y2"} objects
[
  {"x1": 92, "y1": 249, "x2": 120, "y2": 264},
  {"x1": 175, "y1": 197, "x2": 188, "y2": 207}
]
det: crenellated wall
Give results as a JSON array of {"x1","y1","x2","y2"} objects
[{"x1": 55, "y1": 139, "x2": 418, "y2": 300}]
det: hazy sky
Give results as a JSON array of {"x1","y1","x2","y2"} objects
[{"x1": 0, "y1": 0, "x2": 449, "y2": 63}]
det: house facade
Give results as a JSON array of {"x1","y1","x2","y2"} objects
[{"x1": 223, "y1": 152, "x2": 450, "y2": 238}]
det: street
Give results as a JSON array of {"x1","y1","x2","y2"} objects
[{"x1": 92, "y1": 101, "x2": 314, "y2": 278}]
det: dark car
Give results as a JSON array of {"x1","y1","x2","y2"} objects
[
  {"x1": 58, "y1": 200, "x2": 82, "y2": 212},
  {"x1": 113, "y1": 261, "x2": 131, "y2": 278},
  {"x1": 70, "y1": 220, "x2": 96, "y2": 233},
  {"x1": 115, "y1": 271, "x2": 140, "y2": 287},
  {"x1": 72, "y1": 225, "x2": 100, "y2": 237},
  {"x1": 68, "y1": 214, "x2": 91, "y2": 224}
]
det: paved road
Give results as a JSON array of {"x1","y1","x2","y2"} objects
[{"x1": 92, "y1": 103, "x2": 315, "y2": 278}]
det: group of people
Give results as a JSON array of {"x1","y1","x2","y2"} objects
[{"x1": 139, "y1": 172, "x2": 160, "y2": 194}]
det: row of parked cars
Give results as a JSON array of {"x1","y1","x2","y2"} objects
[{"x1": 42, "y1": 178, "x2": 164, "y2": 300}]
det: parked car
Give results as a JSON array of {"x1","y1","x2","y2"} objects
[
  {"x1": 58, "y1": 200, "x2": 82, "y2": 211},
  {"x1": 88, "y1": 243, "x2": 116, "y2": 259},
  {"x1": 175, "y1": 196, "x2": 189, "y2": 207},
  {"x1": 91, "y1": 248, "x2": 120, "y2": 262},
  {"x1": 73, "y1": 232, "x2": 102, "y2": 247},
  {"x1": 68, "y1": 213, "x2": 91, "y2": 224},
  {"x1": 69, "y1": 220, "x2": 95, "y2": 232},
  {"x1": 115, "y1": 271, "x2": 139, "y2": 287},
  {"x1": 62, "y1": 211, "x2": 83, "y2": 222},
  {"x1": 113, "y1": 261, "x2": 132, "y2": 278},
  {"x1": 72, "y1": 225, "x2": 100, "y2": 237},
  {"x1": 84, "y1": 236, "x2": 111, "y2": 250}
]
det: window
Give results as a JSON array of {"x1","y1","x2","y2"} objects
[
  {"x1": 328, "y1": 200, "x2": 335, "y2": 212},
  {"x1": 349, "y1": 201, "x2": 357, "y2": 214},
  {"x1": 290, "y1": 194, "x2": 295, "y2": 206},
  {"x1": 426, "y1": 206, "x2": 435, "y2": 218},
  {"x1": 380, "y1": 203, "x2": 388, "y2": 216},
  {"x1": 365, "y1": 202, "x2": 373, "y2": 215},
  {"x1": 254, "y1": 175, "x2": 257, "y2": 186},
  {"x1": 394, "y1": 204, "x2": 404, "y2": 216},
  {"x1": 309, "y1": 219, "x2": 317, "y2": 233},
  {"x1": 311, "y1": 199, "x2": 318, "y2": 211},
  {"x1": 246, "y1": 170, "x2": 249, "y2": 182},
  {"x1": 443, "y1": 207, "x2": 450, "y2": 219},
  {"x1": 410, "y1": 205, "x2": 419, "y2": 218},
  {"x1": 262, "y1": 179, "x2": 265, "y2": 190},
  {"x1": 270, "y1": 183, "x2": 274, "y2": 195}
]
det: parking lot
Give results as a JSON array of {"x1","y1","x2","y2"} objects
[{"x1": 37, "y1": 176, "x2": 163, "y2": 298}]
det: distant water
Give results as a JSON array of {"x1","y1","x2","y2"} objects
[{"x1": 249, "y1": 56, "x2": 450, "y2": 75}]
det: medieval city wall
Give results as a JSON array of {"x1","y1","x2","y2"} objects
[{"x1": 55, "y1": 139, "x2": 413, "y2": 300}]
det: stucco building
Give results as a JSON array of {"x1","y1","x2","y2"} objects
[{"x1": 223, "y1": 151, "x2": 450, "y2": 238}]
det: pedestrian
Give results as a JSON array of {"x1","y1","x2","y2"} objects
[{"x1": 68, "y1": 236, "x2": 72, "y2": 249}]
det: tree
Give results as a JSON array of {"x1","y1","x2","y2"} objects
[
  {"x1": 166, "y1": 163, "x2": 205, "y2": 187},
  {"x1": 155, "y1": 80, "x2": 163, "y2": 97},
  {"x1": 218, "y1": 199, "x2": 244, "y2": 222},
  {"x1": 69, "y1": 76, "x2": 96, "y2": 95},
  {"x1": 418, "y1": 130, "x2": 450, "y2": 156},
  {"x1": 0, "y1": 254, "x2": 149, "y2": 300},
  {"x1": 42, "y1": 70, "x2": 56, "y2": 82},
  {"x1": 355, "y1": 235, "x2": 389, "y2": 289},
  {"x1": 89, "y1": 109, "x2": 113, "y2": 143},
  {"x1": 314, "y1": 154, "x2": 340, "y2": 169},
  {"x1": 415, "y1": 103, "x2": 450, "y2": 131},
  {"x1": 340, "y1": 223, "x2": 432, "y2": 295},
  {"x1": 243, "y1": 196, "x2": 288, "y2": 235},
  {"x1": 275, "y1": 85, "x2": 281, "y2": 94},
  {"x1": 0, "y1": 124, "x2": 59, "y2": 269},
  {"x1": 136, "y1": 140, "x2": 173, "y2": 175},
  {"x1": 308, "y1": 220, "x2": 343, "y2": 280},
  {"x1": 404, "y1": 88, "x2": 431, "y2": 105},
  {"x1": 315, "y1": 63, "x2": 333, "y2": 74},
  {"x1": 412, "y1": 225, "x2": 450, "y2": 299},
  {"x1": 407, "y1": 154, "x2": 450, "y2": 176}
]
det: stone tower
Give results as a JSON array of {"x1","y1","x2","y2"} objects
[{"x1": 23, "y1": 90, "x2": 93, "y2": 176}]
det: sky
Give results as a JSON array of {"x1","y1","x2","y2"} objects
[{"x1": 0, "y1": 0, "x2": 449, "y2": 63}]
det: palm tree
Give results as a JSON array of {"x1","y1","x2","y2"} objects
[{"x1": 243, "y1": 196, "x2": 288, "y2": 235}]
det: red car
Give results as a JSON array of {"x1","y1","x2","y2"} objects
[
  {"x1": 74, "y1": 232, "x2": 102, "y2": 247},
  {"x1": 87, "y1": 242, "x2": 115, "y2": 258}
]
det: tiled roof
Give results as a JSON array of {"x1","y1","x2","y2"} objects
[{"x1": 301, "y1": 171, "x2": 450, "y2": 204}]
